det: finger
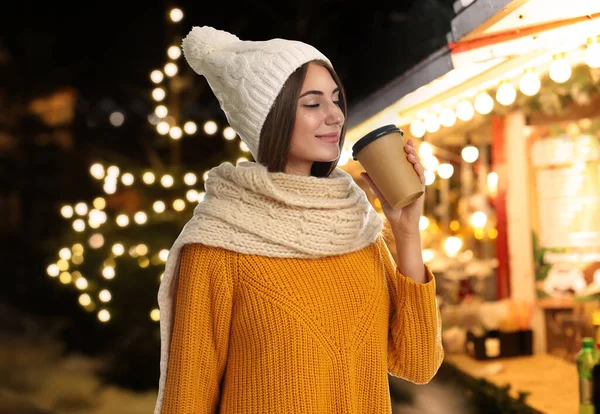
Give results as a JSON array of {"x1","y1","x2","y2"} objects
[
  {"x1": 414, "y1": 162, "x2": 426, "y2": 186},
  {"x1": 407, "y1": 138, "x2": 414, "y2": 148}
]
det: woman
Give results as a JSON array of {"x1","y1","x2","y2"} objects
[{"x1": 155, "y1": 26, "x2": 443, "y2": 414}]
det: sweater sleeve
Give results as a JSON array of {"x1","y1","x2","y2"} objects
[
  {"x1": 161, "y1": 243, "x2": 234, "y2": 414},
  {"x1": 378, "y1": 236, "x2": 444, "y2": 384}
]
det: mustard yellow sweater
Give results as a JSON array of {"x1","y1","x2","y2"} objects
[{"x1": 162, "y1": 236, "x2": 443, "y2": 413}]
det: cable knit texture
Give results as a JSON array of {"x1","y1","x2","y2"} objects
[
  {"x1": 181, "y1": 26, "x2": 331, "y2": 160},
  {"x1": 160, "y1": 238, "x2": 443, "y2": 413},
  {"x1": 155, "y1": 161, "x2": 386, "y2": 413}
]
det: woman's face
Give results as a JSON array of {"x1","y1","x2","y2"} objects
[{"x1": 284, "y1": 63, "x2": 345, "y2": 176}]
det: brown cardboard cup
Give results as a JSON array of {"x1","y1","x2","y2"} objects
[{"x1": 352, "y1": 124, "x2": 424, "y2": 209}]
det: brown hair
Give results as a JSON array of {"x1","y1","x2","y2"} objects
[{"x1": 257, "y1": 60, "x2": 348, "y2": 178}]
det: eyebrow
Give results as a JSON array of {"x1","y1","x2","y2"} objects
[{"x1": 299, "y1": 87, "x2": 340, "y2": 98}]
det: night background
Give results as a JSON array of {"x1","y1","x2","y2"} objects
[{"x1": 0, "y1": 1, "x2": 470, "y2": 413}]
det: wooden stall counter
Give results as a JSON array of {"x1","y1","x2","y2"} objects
[{"x1": 444, "y1": 353, "x2": 578, "y2": 414}]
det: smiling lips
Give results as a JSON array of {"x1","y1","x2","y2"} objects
[{"x1": 316, "y1": 133, "x2": 339, "y2": 143}]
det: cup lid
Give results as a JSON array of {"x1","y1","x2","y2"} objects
[{"x1": 351, "y1": 124, "x2": 404, "y2": 160}]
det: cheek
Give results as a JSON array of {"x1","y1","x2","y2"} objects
[{"x1": 290, "y1": 111, "x2": 322, "y2": 150}]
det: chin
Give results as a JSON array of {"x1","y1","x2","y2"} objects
[{"x1": 312, "y1": 148, "x2": 340, "y2": 163}]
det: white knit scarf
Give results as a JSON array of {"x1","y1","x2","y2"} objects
[{"x1": 154, "y1": 160, "x2": 384, "y2": 413}]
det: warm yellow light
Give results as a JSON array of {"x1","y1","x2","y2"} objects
[
  {"x1": 474, "y1": 228, "x2": 485, "y2": 239},
  {"x1": 161, "y1": 174, "x2": 174, "y2": 187},
  {"x1": 93, "y1": 197, "x2": 106, "y2": 210},
  {"x1": 138, "y1": 256, "x2": 150, "y2": 268},
  {"x1": 223, "y1": 126, "x2": 236, "y2": 140},
  {"x1": 461, "y1": 145, "x2": 479, "y2": 163},
  {"x1": 59, "y1": 272, "x2": 72, "y2": 284},
  {"x1": 71, "y1": 254, "x2": 83, "y2": 265},
  {"x1": 236, "y1": 157, "x2": 248, "y2": 165},
  {"x1": 79, "y1": 294, "x2": 92, "y2": 307},
  {"x1": 184, "y1": 173, "x2": 197, "y2": 186},
  {"x1": 116, "y1": 214, "x2": 129, "y2": 227},
  {"x1": 169, "y1": 8, "x2": 183, "y2": 22},
  {"x1": 456, "y1": 100, "x2": 475, "y2": 121},
  {"x1": 90, "y1": 163, "x2": 105, "y2": 179},
  {"x1": 240, "y1": 141, "x2": 250, "y2": 152},
  {"x1": 150, "y1": 308, "x2": 161, "y2": 321},
  {"x1": 443, "y1": 236, "x2": 463, "y2": 258},
  {"x1": 437, "y1": 163, "x2": 454, "y2": 179},
  {"x1": 496, "y1": 82, "x2": 516, "y2": 106},
  {"x1": 439, "y1": 108, "x2": 456, "y2": 127},
  {"x1": 102, "y1": 266, "x2": 115, "y2": 279},
  {"x1": 47, "y1": 264, "x2": 60, "y2": 277},
  {"x1": 159, "y1": 249, "x2": 170, "y2": 262},
  {"x1": 470, "y1": 211, "x2": 487, "y2": 228},
  {"x1": 89, "y1": 233, "x2": 104, "y2": 249},
  {"x1": 152, "y1": 88, "x2": 166, "y2": 101},
  {"x1": 121, "y1": 173, "x2": 134, "y2": 186},
  {"x1": 203, "y1": 171, "x2": 210, "y2": 181},
  {"x1": 184, "y1": 121, "x2": 197, "y2": 135},
  {"x1": 142, "y1": 172, "x2": 156, "y2": 184},
  {"x1": 106, "y1": 165, "x2": 120, "y2": 177},
  {"x1": 59, "y1": 247, "x2": 72, "y2": 260},
  {"x1": 424, "y1": 170, "x2": 436, "y2": 186},
  {"x1": 419, "y1": 216, "x2": 430, "y2": 231},
  {"x1": 204, "y1": 121, "x2": 218, "y2": 135},
  {"x1": 487, "y1": 172, "x2": 498, "y2": 196},
  {"x1": 169, "y1": 126, "x2": 183, "y2": 140},
  {"x1": 424, "y1": 114, "x2": 440, "y2": 133},
  {"x1": 99, "y1": 290, "x2": 112, "y2": 302},
  {"x1": 72, "y1": 243, "x2": 84, "y2": 255},
  {"x1": 134, "y1": 212, "x2": 147, "y2": 224},
  {"x1": 103, "y1": 182, "x2": 116, "y2": 195},
  {"x1": 164, "y1": 62, "x2": 178, "y2": 77},
  {"x1": 585, "y1": 41, "x2": 600, "y2": 68},
  {"x1": 155, "y1": 105, "x2": 168, "y2": 118},
  {"x1": 74, "y1": 202, "x2": 88, "y2": 216},
  {"x1": 173, "y1": 199, "x2": 186, "y2": 211},
  {"x1": 60, "y1": 205, "x2": 74, "y2": 219},
  {"x1": 519, "y1": 71, "x2": 540, "y2": 96},
  {"x1": 153, "y1": 200, "x2": 166, "y2": 213},
  {"x1": 150, "y1": 70, "x2": 164, "y2": 83},
  {"x1": 75, "y1": 277, "x2": 88, "y2": 290},
  {"x1": 73, "y1": 219, "x2": 85, "y2": 232},
  {"x1": 186, "y1": 190, "x2": 198, "y2": 202},
  {"x1": 474, "y1": 92, "x2": 494, "y2": 115},
  {"x1": 157, "y1": 121, "x2": 170, "y2": 135},
  {"x1": 409, "y1": 119, "x2": 426, "y2": 138},
  {"x1": 197, "y1": 192, "x2": 206, "y2": 202},
  {"x1": 109, "y1": 112, "x2": 125, "y2": 127},
  {"x1": 488, "y1": 228, "x2": 498, "y2": 239},
  {"x1": 549, "y1": 55, "x2": 571, "y2": 83},
  {"x1": 134, "y1": 244, "x2": 148, "y2": 256},
  {"x1": 112, "y1": 243, "x2": 124, "y2": 256},
  {"x1": 418, "y1": 142, "x2": 433, "y2": 158},
  {"x1": 423, "y1": 155, "x2": 439, "y2": 171},
  {"x1": 57, "y1": 259, "x2": 70, "y2": 271},
  {"x1": 450, "y1": 220, "x2": 460, "y2": 231},
  {"x1": 167, "y1": 45, "x2": 181, "y2": 60},
  {"x1": 98, "y1": 309, "x2": 111, "y2": 322}
]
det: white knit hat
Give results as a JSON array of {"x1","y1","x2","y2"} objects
[{"x1": 181, "y1": 26, "x2": 332, "y2": 160}]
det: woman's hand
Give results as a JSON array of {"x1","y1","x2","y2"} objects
[{"x1": 361, "y1": 138, "x2": 426, "y2": 236}]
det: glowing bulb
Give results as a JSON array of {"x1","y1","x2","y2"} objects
[
  {"x1": 461, "y1": 145, "x2": 479, "y2": 163},
  {"x1": 98, "y1": 309, "x2": 111, "y2": 322},
  {"x1": 437, "y1": 163, "x2": 454, "y2": 179},
  {"x1": 75, "y1": 277, "x2": 88, "y2": 290},
  {"x1": 116, "y1": 214, "x2": 129, "y2": 227},
  {"x1": 585, "y1": 42, "x2": 600, "y2": 68},
  {"x1": 152, "y1": 88, "x2": 166, "y2": 101},
  {"x1": 153, "y1": 201, "x2": 166, "y2": 213},
  {"x1": 173, "y1": 199, "x2": 186, "y2": 211},
  {"x1": 59, "y1": 247, "x2": 71, "y2": 260},
  {"x1": 109, "y1": 112, "x2": 124, "y2": 127},
  {"x1": 186, "y1": 190, "x2": 198, "y2": 202},
  {"x1": 240, "y1": 141, "x2": 250, "y2": 152},
  {"x1": 89, "y1": 234, "x2": 104, "y2": 249},
  {"x1": 159, "y1": 249, "x2": 170, "y2": 262},
  {"x1": 99, "y1": 290, "x2": 112, "y2": 302},
  {"x1": 150, "y1": 308, "x2": 160, "y2": 321},
  {"x1": 169, "y1": 8, "x2": 183, "y2": 22},
  {"x1": 106, "y1": 166, "x2": 120, "y2": 177},
  {"x1": 47, "y1": 264, "x2": 60, "y2": 277},
  {"x1": 444, "y1": 236, "x2": 463, "y2": 258},
  {"x1": 61, "y1": 205, "x2": 74, "y2": 219},
  {"x1": 418, "y1": 142, "x2": 433, "y2": 158},
  {"x1": 487, "y1": 172, "x2": 498, "y2": 196},
  {"x1": 424, "y1": 114, "x2": 440, "y2": 133},
  {"x1": 223, "y1": 126, "x2": 236, "y2": 140},
  {"x1": 167, "y1": 46, "x2": 181, "y2": 60},
  {"x1": 439, "y1": 108, "x2": 456, "y2": 127},
  {"x1": 164, "y1": 62, "x2": 178, "y2": 77},
  {"x1": 121, "y1": 173, "x2": 134, "y2": 186},
  {"x1": 169, "y1": 126, "x2": 183, "y2": 140},
  {"x1": 456, "y1": 100, "x2": 474, "y2": 121},
  {"x1": 102, "y1": 266, "x2": 115, "y2": 279},
  {"x1": 75, "y1": 202, "x2": 88, "y2": 216},
  {"x1": 161, "y1": 174, "x2": 174, "y2": 187},
  {"x1": 135, "y1": 244, "x2": 148, "y2": 256},
  {"x1": 203, "y1": 171, "x2": 210, "y2": 181},
  {"x1": 424, "y1": 170, "x2": 436, "y2": 185},
  {"x1": 93, "y1": 197, "x2": 106, "y2": 210},
  {"x1": 90, "y1": 163, "x2": 105, "y2": 179},
  {"x1": 496, "y1": 82, "x2": 516, "y2": 106},
  {"x1": 150, "y1": 70, "x2": 164, "y2": 83},
  {"x1": 143, "y1": 172, "x2": 156, "y2": 184},
  {"x1": 519, "y1": 71, "x2": 541, "y2": 96},
  {"x1": 157, "y1": 121, "x2": 170, "y2": 135},
  {"x1": 549, "y1": 56, "x2": 571, "y2": 83},
  {"x1": 409, "y1": 119, "x2": 426, "y2": 138},
  {"x1": 204, "y1": 121, "x2": 218, "y2": 135},
  {"x1": 474, "y1": 92, "x2": 494, "y2": 115},
  {"x1": 79, "y1": 294, "x2": 91, "y2": 306},
  {"x1": 470, "y1": 211, "x2": 488, "y2": 228},
  {"x1": 155, "y1": 105, "x2": 168, "y2": 118},
  {"x1": 423, "y1": 155, "x2": 439, "y2": 171},
  {"x1": 112, "y1": 243, "x2": 124, "y2": 256},
  {"x1": 419, "y1": 216, "x2": 430, "y2": 231},
  {"x1": 134, "y1": 212, "x2": 147, "y2": 224},
  {"x1": 184, "y1": 173, "x2": 197, "y2": 186},
  {"x1": 184, "y1": 121, "x2": 197, "y2": 134},
  {"x1": 73, "y1": 219, "x2": 85, "y2": 232}
]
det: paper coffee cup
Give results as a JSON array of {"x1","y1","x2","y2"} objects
[{"x1": 352, "y1": 124, "x2": 424, "y2": 209}]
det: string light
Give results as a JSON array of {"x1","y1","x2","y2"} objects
[
  {"x1": 112, "y1": 243, "x2": 125, "y2": 256},
  {"x1": 204, "y1": 121, "x2": 218, "y2": 135},
  {"x1": 89, "y1": 234, "x2": 104, "y2": 249},
  {"x1": 549, "y1": 53, "x2": 571, "y2": 83},
  {"x1": 443, "y1": 236, "x2": 463, "y2": 258},
  {"x1": 47, "y1": 264, "x2": 60, "y2": 277},
  {"x1": 184, "y1": 121, "x2": 197, "y2": 135},
  {"x1": 474, "y1": 91, "x2": 494, "y2": 115},
  {"x1": 134, "y1": 212, "x2": 148, "y2": 224},
  {"x1": 155, "y1": 105, "x2": 168, "y2": 118},
  {"x1": 90, "y1": 164, "x2": 105, "y2": 179},
  {"x1": 439, "y1": 108, "x2": 456, "y2": 127},
  {"x1": 495, "y1": 81, "x2": 516, "y2": 106},
  {"x1": 167, "y1": 46, "x2": 182, "y2": 60},
  {"x1": 98, "y1": 309, "x2": 111, "y2": 322},
  {"x1": 157, "y1": 121, "x2": 170, "y2": 135},
  {"x1": 152, "y1": 88, "x2": 166, "y2": 101},
  {"x1": 109, "y1": 112, "x2": 125, "y2": 127},
  {"x1": 75, "y1": 202, "x2": 88, "y2": 216},
  {"x1": 419, "y1": 216, "x2": 430, "y2": 231},
  {"x1": 169, "y1": 126, "x2": 183, "y2": 140},
  {"x1": 519, "y1": 69, "x2": 541, "y2": 96},
  {"x1": 223, "y1": 126, "x2": 237, "y2": 140},
  {"x1": 240, "y1": 141, "x2": 250, "y2": 152},
  {"x1": 73, "y1": 219, "x2": 85, "y2": 232},
  {"x1": 437, "y1": 163, "x2": 454, "y2": 179},
  {"x1": 79, "y1": 294, "x2": 92, "y2": 306},
  {"x1": 93, "y1": 197, "x2": 106, "y2": 210},
  {"x1": 61, "y1": 205, "x2": 74, "y2": 219},
  {"x1": 456, "y1": 100, "x2": 475, "y2": 121},
  {"x1": 184, "y1": 173, "x2": 197, "y2": 186},
  {"x1": 423, "y1": 155, "x2": 439, "y2": 171},
  {"x1": 169, "y1": 8, "x2": 183, "y2": 23},
  {"x1": 161, "y1": 174, "x2": 174, "y2": 187},
  {"x1": 424, "y1": 113, "x2": 440, "y2": 133},
  {"x1": 418, "y1": 142, "x2": 433, "y2": 158},
  {"x1": 461, "y1": 145, "x2": 479, "y2": 163},
  {"x1": 470, "y1": 211, "x2": 488, "y2": 228},
  {"x1": 99, "y1": 290, "x2": 112, "y2": 302},
  {"x1": 150, "y1": 308, "x2": 160, "y2": 321},
  {"x1": 585, "y1": 37, "x2": 600, "y2": 68},
  {"x1": 164, "y1": 63, "x2": 178, "y2": 77},
  {"x1": 121, "y1": 173, "x2": 134, "y2": 186},
  {"x1": 102, "y1": 266, "x2": 115, "y2": 279},
  {"x1": 142, "y1": 172, "x2": 156, "y2": 184},
  {"x1": 153, "y1": 201, "x2": 166, "y2": 213},
  {"x1": 173, "y1": 199, "x2": 186, "y2": 211},
  {"x1": 409, "y1": 119, "x2": 426, "y2": 138},
  {"x1": 150, "y1": 70, "x2": 164, "y2": 84},
  {"x1": 116, "y1": 214, "x2": 129, "y2": 227}
]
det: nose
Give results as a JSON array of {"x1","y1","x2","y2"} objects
[{"x1": 325, "y1": 101, "x2": 344, "y2": 126}]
